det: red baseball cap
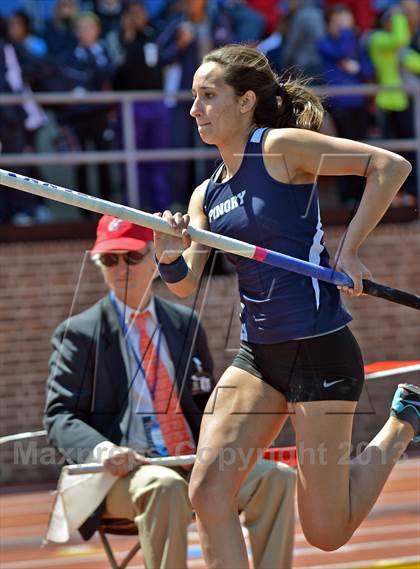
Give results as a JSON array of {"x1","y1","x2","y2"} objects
[{"x1": 91, "y1": 215, "x2": 154, "y2": 254}]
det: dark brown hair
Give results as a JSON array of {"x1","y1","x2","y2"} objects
[{"x1": 202, "y1": 44, "x2": 324, "y2": 132}]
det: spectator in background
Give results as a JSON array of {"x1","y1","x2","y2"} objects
[
  {"x1": 158, "y1": 0, "x2": 210, "y2": 210},
  {"x1": 282, "y1": 0, "x2": 326, "y2": 81},
  {"x1": 400, "y1": 0, "x2": 420, "y2": 82},
  {"x1": 0, "y1": 2, "x2": 28, "y2": 18},
  {"x1": 88, "y1": 0, "x2": 124, "y2": 38},
  {"x1": 257, "y1": 7, "x2": 288, "y2": 76},
  {"x1": 247, "y1": 0, "x2": 282, "y2": 36},
  {"x1": 43, "y1": 0, "x2": 78, "y2": 54},
  {"x1": 59, "y1": 12, "x2": 115, "y2": 204},
  {"x1": 111, "y1": 1, "x2": 171, "y2": 212},
  {"x1": 319, "y1": 4, "x2": 373, "y2": 206},
  {"x1": 368, "y1": 6, "x2": 418, "y2": 206},
  {"x1": 217, "y1": 1, "x2": 265, "y2": 43},
  {"x1": 399, "y1": 0, "x2": 420, "y2": 166},
  {"x1": 402, "y1": 0, "x2": 420, "y2": 52},
  {"x1": 7, "y1": 10, "x2": 48, "y2": 57},
  {"x1": 5, "y1": 10, "x2": 52, "y2": 221},
  {"x1": 324, "y1": 0, "x2": 375, "y2": 34},
  {"x1": 0, "y1": 1, "x2": 58, "y2": 26},
  {"x1": 158, "y1": 0, "x2": 241, "y2": 210},
  {"x1": 142, "y1": 0, "x2": 171, "y2": 28},
  {"x1": 0, "y1": 17, "x2": 46, "y2": 225},
  {"x1": 373, "y1": 0, "x2": 405, "y2": 11},
  {"x1": 6, "y1": 10, "x2": 54, "y2": 92}
]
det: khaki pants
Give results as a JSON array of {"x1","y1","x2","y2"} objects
[
  {"x1": 104, "y1": 459, "x2": 296, "y2": 569},
  {"x1": 237, "y1": 460, "x2": 296, "y2": 569}
]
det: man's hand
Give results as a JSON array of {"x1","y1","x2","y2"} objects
[{"x1": 100, "y1": 446, "x2": 150, "y2": 477}]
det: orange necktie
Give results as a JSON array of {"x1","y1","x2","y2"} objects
[{"x1": 134, "y1": 311, "x2": 196, "y2": 456}]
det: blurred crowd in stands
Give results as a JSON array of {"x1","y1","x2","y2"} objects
[{"x1": 0, "y1": 0, "x2": 418, "y2": 225}]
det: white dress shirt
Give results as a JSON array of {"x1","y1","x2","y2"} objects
[{"x1": 106, "y1": 293, "x2": 176, "y2": 454}]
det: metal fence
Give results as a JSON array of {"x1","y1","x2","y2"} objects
[{"x1": 0, "y1": 84, "x2": 419, "y2": 211}]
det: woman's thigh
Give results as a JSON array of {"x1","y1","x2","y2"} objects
[
  {"x1": 192, "y1": 365, "x2": 289, "y2": 498},
  {"x1": 290, "y1": 399, "x2": 357, "y2": 532}
]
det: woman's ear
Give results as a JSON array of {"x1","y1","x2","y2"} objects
[{"x1": 239, "y1": 90, "x2": 257, "y2": 114}]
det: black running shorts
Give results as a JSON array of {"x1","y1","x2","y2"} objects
[{"x1": 231, "y1": 326, "x2": 364, "y2": 402}]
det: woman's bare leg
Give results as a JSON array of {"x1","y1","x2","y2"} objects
[
  {"x1": 189, "y1": 366, "x2": 289, "y2": 569},
  {"x1": 291, "y1": 399, "x2": 414, "y2": 551}
]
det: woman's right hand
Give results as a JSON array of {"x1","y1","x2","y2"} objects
[{"x1": 154, "y1": 211, "x2": 192, "y2": 264}]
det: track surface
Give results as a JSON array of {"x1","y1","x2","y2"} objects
[{"x1": 1, "y1": 458, "x2": 419, "y2": 569}]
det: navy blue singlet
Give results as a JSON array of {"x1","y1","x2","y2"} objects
[{"x1": 203, "y1": 127, "x2": 352, "y2": 344}]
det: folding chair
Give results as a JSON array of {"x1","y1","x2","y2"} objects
[
  {"x1": 0, "y1": 430, "x2": 142, "y2": 568},
  {"x1": 97, "y1": 517, "x2": 141, "y2": 569}
]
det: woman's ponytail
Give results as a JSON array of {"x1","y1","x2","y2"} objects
[{"x1": 274, "y1": 78, "x2": 324, "y2": 132}]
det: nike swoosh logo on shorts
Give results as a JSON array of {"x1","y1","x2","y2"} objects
[{"x1": 323, "y1": 379, "x2": 346, "y2": 389}]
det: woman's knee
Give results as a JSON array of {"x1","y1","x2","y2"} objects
[
  {"x1": 301, "y1": 522, "x2": 353, "y2": 551},
  {"x1": 189, "y1": 466, "x2": 237, "y2": 520},
  {"x1": 189, "y1": 471, "x2": 223, "y2": 512}
]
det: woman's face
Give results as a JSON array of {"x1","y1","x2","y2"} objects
[{"x1": 190, "y1": 62, "x2": 248, "y2": 146}]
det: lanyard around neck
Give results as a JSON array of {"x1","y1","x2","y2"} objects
[{"x1": 109, "y1": 292, "x2": 163, "y2": 401}]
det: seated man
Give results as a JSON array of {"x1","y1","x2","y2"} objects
[{"x1": 44, "y1": 215, "x2": 296, "y2": 569}]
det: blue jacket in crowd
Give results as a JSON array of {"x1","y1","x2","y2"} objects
[{"x1": 319, "y1": 28, "x2": 373, "y2": 108}]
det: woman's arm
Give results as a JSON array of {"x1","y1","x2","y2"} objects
[
  {"x1": 154, "y1": 181, "x2": 211, "y2": 298},
  {"x1": 266, "y1": 128, "x2": 412, "y2": 294}
]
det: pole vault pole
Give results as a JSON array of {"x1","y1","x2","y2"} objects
[{"x1": 0, "y1": 168, "x2": 419, "y2": 310}]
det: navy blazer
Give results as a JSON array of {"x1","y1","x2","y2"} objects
[{"x1": 44, "y1": 295, "x2": 214, "y2": 539}]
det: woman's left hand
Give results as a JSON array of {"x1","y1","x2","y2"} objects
[{"x1": 334, "y1": 250, "x2": 372, "y2": 297}]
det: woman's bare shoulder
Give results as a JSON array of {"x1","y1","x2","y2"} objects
[
  {"x1": 265, "y1": 127, "x2": 323, "y2": 150},
  {"x1": 264, "y1": 126, "x2": 409, "y2": 178},
  {"x1": 193, "y1": 179, "x2": 210, "y2": 197},
  {"x1": 189, "y1": 179, "x2": 210, "y2": 208}
]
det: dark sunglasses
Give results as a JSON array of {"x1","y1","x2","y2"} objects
[{"x1": 98, "y1": 250, "x2": 149, "y2": 267}]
